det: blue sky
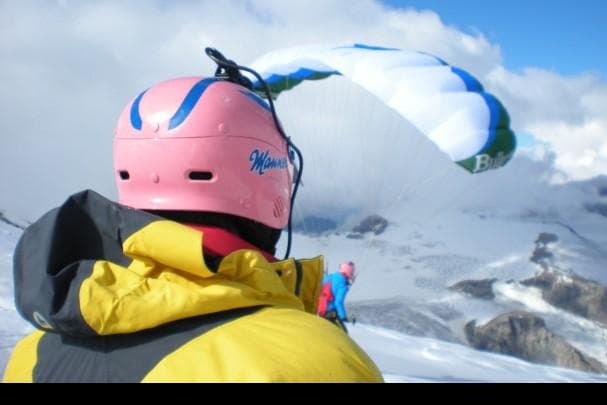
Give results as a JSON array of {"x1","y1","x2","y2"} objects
[{"x1": 382, "y1": 0, "x2": 606, "y2": 77}]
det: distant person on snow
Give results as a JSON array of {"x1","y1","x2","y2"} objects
[
  {"x1": 3, "y1": 50, "x2": 382, "y2": 382},
  {"x1": 318, "y1": 262, "x2": 356, "y2": 333}
]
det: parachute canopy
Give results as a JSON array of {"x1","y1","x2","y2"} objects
[{"x1": 249, "y1": 43, "x2": 516, "y2": 174}]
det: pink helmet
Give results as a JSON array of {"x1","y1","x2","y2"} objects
[
  {"x1": 339, "y1": 262, "x2": 356, "y2": 281},
  {"x1": 113, "y1": 77, "x2": 292, "y2": 229}
]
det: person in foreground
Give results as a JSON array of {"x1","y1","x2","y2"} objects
[
  {"x1": 2, "y1": 51, "x2": 383, "y2": 382},
  {"x1": 318, "y1": 262, "x2": 356, "y2": 333}
]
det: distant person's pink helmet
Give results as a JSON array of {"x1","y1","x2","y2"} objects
[
  {"x1": 339, "y1": 262, "x2": 356, "y2": 282},
  {"x1": 113, "y1": 77, "x2": 292, "y2": 229}
]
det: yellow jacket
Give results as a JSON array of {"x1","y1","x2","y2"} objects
[{"x1": 3, "y1": 190, "x2": 382, "y2": 382}]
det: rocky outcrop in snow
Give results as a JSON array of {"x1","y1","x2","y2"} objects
[
  {"x1": 465, "y1": 311, "x2": 607, "y2": 374},
  {"x1": 529, "y1": 232, "x2": 558, "y2": 271},
  {"x1": 352, "y1": 215, "x2": 388, "y2": 236},
  {"x1": 522, "y1": 270, "x2": 607, "y2": 327},
  {"x1": 585, "y1": 203, "x2": 607, "y2": 218},
  {"x1": 448, "y1": 278, "x2": 497, "y2": 300}
]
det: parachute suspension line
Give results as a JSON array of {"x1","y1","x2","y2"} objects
[
  {"x1": 357, "y1": 114, "x2": 430, "y2": 275},
  {"x1": 327, "y1": 79, "x2": 366, "y2": 274},
  {"x1": 359, "y1": 161, "x2": 486, "y2": 275},
  {"x1": 427, "y1": 173, "x2": 483, "y2": 220},
  {"x1": 356, "y1": 103, "x2": 403, "y2": 276},
  {"x1": 359, "y1": 164, "x2": 454, "y2": 272},
  {"x1": 245, "y1": 44, "x2": 518, "y2": 284},
  {"x1": 205, "y1": 48, "x2": 304, "y2": 260},
  {"x1": 292, "y1": 198, "x2": 310, "y2": 235}
]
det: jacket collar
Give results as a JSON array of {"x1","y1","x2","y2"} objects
[{"x1": 184, "y1": 224, "x2": 277, "y2": 263}]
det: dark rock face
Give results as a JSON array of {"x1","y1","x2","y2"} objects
[
  {"x1": 449, "y1": 279, "x2": 497, "y2": 300},
  {"x1": 522, "y1": 270, "x2": 607, "y2": 327},
  {"x1": 530, "y1": 232, "x2": 558, "y2": 270},
  {"x1": 598, "y1": 186, "x2": 607, "y2": 197},
  {"x1": 536, "y1": 232, "x2": 559, "y2": 245},
  {"x1": 352, "y1": 215, "x2": 388, "y2": 235},
  {"x1": 465, "y1": 311, "x2": 607, "y2": 374},
  {"x1": 585, "y1": 203, "x2": 607, "y2": 218}
]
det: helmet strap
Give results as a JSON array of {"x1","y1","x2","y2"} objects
[
  {"x1": 206, "y1": 48, "x2": 253, "y2": 90},
  {"x1": 204, "y1": 47, "x2": 304, "y2": 260}
]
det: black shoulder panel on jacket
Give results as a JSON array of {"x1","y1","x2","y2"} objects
[
  {"x1": 13, "y1": 190, "x2": 160, "y2": 337},
  {"x1": 33, "y1": 306, "x2": 263, "y2": 382}
]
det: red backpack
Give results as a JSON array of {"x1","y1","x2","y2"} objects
[{"x1": 317, "y1": 280, "x2": 333, "y2": 317}]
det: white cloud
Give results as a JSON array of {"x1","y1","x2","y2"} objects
[
  {"x1": 378, "y1": 7, "x2": 502, "y2": 77},
  {"x1": 487, "y1": 67, "x2": 607, "y2": 181},
  {"x1": 528, "y1": 120, "x2": 607, "y2": 181},
  {"x1": 0, "y1": 0, "x2": 604, "y2": 222}
]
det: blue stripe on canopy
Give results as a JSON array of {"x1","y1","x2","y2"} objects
[
  {"x1": 450, "y1": 67, "x2": 484, "y2": 92},
  {"x1": 252, "y1": 68, "x2": 341, "y2": 94},
  {"x1": 335, "y1": 43, "x2": 401, "y2": 51},
  {"x1": 478, "y1": 92, "x2": 501, "y2": 153}
]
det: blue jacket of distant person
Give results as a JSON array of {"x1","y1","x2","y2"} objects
[{"x1": 322, "y1": 272, "x2": 350, "y2": 320}]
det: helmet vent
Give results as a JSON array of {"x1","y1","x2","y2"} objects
[
  {"x1": 188, "y1": 171, "x2": 213, "y2": 181},
  {"x1": 119, "y1": 171, "x2": 130, "y2": 180}
]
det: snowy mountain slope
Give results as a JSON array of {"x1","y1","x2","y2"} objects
[
  {"x1": 349, "y1": 323, "x2": 607, "y2": 382},
  {"x1": 277, "y1": 156, "x2": 607, "y2": 373},
  {"x1": 289, "y1": 219, "x2": 607, "y2": 371},
  {"x1": 0, "y1": 222, "x2": 33, "y2": 375},
  {"x1": 1, "y1": 217, "x2": 605, "y2": 382}
]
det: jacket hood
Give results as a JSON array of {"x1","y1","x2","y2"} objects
[{"x1": 13, "y1": 190, "x2": 323, "y2": 337}]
